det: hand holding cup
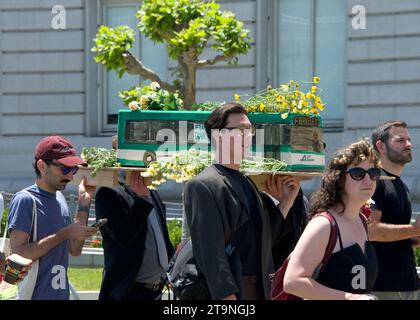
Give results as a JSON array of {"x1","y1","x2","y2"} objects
[{"x1": 3, "y1": 254, "x2": 32, "y2": 285}]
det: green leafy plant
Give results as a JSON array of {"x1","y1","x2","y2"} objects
[
  {"x1": 167, "y1": 219, "x2": 182, "y2": 247},
  {"x1": 239, "y1": 158, "x2": 288, "y2": 173},
  {"x1": 92, "y1": 0, "x2": 251, "y2": 108},
  {"x1": 123, "y1": 82, "x2": 183, "y2": 111},
  {"x1": 81, "y1": 147, "x2": 120, "y2": 177},
  {"x1": 119, "y1": 86, "x2": 141, "y2": 107}
]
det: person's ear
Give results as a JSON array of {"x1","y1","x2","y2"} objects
[
  {"x1": 376, "y1": 140, "x2": 386, "y2": 154},
  {"x1": 37, "y1": 159, "x2": 47, "y2": 174}
]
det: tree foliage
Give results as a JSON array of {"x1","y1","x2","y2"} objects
[
  {"x1": 92, "y1": 25, "x2": 135, "y2": 78},
  {"x1": 92, "y1": 0, "x2": 252, "y2": 109}
]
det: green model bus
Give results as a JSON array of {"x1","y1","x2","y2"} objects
[{"x1": 117, "y1": 109, "x2": 325, "y2": 172}]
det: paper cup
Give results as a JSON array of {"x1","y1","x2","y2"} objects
[{"x1": 3, "y1": 254, "x2": 31, "y2": 285}]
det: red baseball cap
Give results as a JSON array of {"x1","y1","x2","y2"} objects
[{"x1": 34, "y1": 136, "x2": 86, "y2": 167}]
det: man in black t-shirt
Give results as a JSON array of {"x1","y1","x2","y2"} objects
[{"x1": 370, "y1": 121, "x2": 420, "y2": 300}]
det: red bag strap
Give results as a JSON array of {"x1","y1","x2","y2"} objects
[
  {"x1": 311, "y1": 212, "x2": 339, "y2": 278},
  {"x1": 359, "y1": 212, "x2": 368, "y2": 232}
]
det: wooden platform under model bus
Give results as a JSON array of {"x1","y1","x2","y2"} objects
[{"x1": 71, "y1": 166, "x2": 150, "y2": 187}]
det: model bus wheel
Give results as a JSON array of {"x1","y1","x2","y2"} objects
[{"x1": 143, "y1": 151, "x2": 156, "y2": 166}]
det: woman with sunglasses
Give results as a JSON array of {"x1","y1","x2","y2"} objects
[{"x1": 283, "y1": 139, "x2": 379, "y2": 300}]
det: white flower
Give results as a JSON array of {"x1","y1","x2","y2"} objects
[
  {"x1": 150, "y1": 82, "x2": 160, "y2": 91},
  {"x1": 128, "y1": 101, "x2": 140, "y2": 111},
  {"x1": 140, "y1": 95, "x2": 149, "y2": 107}
]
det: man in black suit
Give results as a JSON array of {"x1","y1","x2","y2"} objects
[
  {"x1": 184, "y1": 102, "x2": 302, "y2": 300},
  {"x1": 95, "y1": 171, "x2": 174, "y2": 300}
]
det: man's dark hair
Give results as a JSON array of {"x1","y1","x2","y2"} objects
[
  {"x1": 372, "y1": 120, "x2": 407, "y2": 152},
  {"x1": 34, "y1": 161, "x2": 41, "y2": 178},
  {"x1": 34, "y1": 159, "x2": 53, "y2": 178},
  {"x1": 204, "y1": 102, "x2": 247, "y2": 140}
]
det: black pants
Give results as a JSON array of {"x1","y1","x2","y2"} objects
[{"x1": 126, "y1": 283, "x2": 163, "y2": 300}]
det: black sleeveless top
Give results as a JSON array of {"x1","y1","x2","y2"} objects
[{"x1": 316, "y1": 216, "x2": 378, "y2": 294}]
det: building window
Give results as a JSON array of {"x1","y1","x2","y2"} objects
[
  {"x1": 275, "y1": 0, "x2": 346, "y2": 125},
  {"x1": 100, "y1": 2, "x2": 167, "y2": 131}
]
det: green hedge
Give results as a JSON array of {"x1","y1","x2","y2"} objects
[
  {"x1": 415, "y1": 247, "x2": 420, "y2": 266},
  {"x1": 1, "y1": 208, "x2": 7, "y2": 235},
  {"x1": 167, "y1": 219, "x2": 182, "y2": 247}
]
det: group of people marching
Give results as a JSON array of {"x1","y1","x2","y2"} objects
[{"x1": 2, "y1": 103, "x2": 419, "y2": 300}]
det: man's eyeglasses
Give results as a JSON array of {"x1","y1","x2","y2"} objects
[
  {"x1": 223, "y1": 126, "x2": 256, "y2": 137},
  {"x1": 45, "y1": 160, "x2": 79, "y2": 175},
  {"x1": 345, "y1": 167, "x2": 381, "y2": 181}
]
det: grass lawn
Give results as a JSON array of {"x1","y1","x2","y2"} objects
[{"x1": 68, "y1": 267, "x2": 103, "y2": 291}]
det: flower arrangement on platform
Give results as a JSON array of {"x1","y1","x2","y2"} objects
[
  {"x1": 234, "y1": 76, "x2": 326, "y2": 119},
  {"x1": 140, "y1": 149, "x2": 287, "y2": 189},
  {"x1": 120, "y1": 81, "x2": 183, "y2": 111},
  {"x1": 141, "y1": 149, "x2": 214, "y2": 188}
]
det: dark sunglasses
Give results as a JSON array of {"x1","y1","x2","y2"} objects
[
  {"x1": 345, "y1": 167, "x2": 381, "y2": 181},
  {"x1": 46, "y1": 161, "x2": 79, "y2": 175}
]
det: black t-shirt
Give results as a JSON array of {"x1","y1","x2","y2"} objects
[
  {"x1": 371, "y1": 169, "x2": 420, "y2": 291},
  {"x1": 214, "y1": 164, "x2": 261, "y2": 275}
]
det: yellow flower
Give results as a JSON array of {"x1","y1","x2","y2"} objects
[
  {"x1": 311, "y1": 86, "x2": 317, "y2": 94},
  {"x1": 311, "y1": 108, "x2": 319, "y2": 115},
  {"x1": 318, "y1": 104, "x2": 325, "y2": 111},
  {"x1": 148, "y1": 167, "x2": 156, "y2": 176},
  {"x1": 276, "y1": 95, "x2": 284, "y2": 103},
  {"x1": 259, "y1": 103, "x2": 265, "y2": 112},
  {"x1": 281, "y1": 113, "x2": 288, "y2": 119},
  {"x1": 128, "y1": 101, "x2": 140, "y2": 111},
  {"x1": 234, "y1": 94, "x2": 241, "y2": 102},
  {"x1": 313, "y1": 76, "x2": 320, "y2": 84}
]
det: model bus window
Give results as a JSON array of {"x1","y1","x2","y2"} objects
[
  {"x1": 152, "y1": 121, "x2": 177, "y2": 143},
  {"x1": 125, "y1": 120, "x2": 150, "y2": 143},
  {"x1": 291, "y1": 127, "x2": 324, "y2": 152}
]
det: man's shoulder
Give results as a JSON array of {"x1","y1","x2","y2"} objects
[
  {"x1": 96, "y1": 185, "x2": 126, "y2": 199},
  {"x1": 10, "y1": 187, "x2": 36, "y2": 204},
  {"x1": 188, "y1": 165, "x2": 223, "y2": 185}
]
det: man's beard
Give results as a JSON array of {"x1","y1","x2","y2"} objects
[{"x1": 386, "y1": 146, "x2": 412, "y2": 165}]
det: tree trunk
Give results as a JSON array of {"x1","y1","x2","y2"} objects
[{"x1": 179, "y1": 50, "x2": 198, "y2": 110}]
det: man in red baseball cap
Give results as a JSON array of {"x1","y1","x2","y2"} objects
[
  {"x1": 34, "y1": 135, "x2": 87, "y2": 168},
  {"x1": 7, "y1": 135, "x2": 98, "y2": 300}
]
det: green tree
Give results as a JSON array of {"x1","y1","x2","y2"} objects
[{"x1": 92, "y1": 0, "x2": 251, "y2": 109}]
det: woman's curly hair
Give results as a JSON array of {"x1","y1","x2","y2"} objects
[{"x1": 309, "y1": 139, "x2": 380, "y2": 217}]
